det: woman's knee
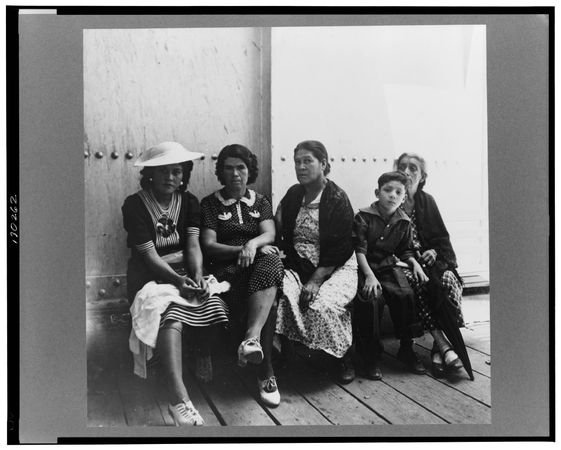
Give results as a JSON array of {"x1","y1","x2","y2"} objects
[{"x1": 160, "y1": 320, "x2": 183, "y2": 334}]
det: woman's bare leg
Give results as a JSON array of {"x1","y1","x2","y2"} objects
[
  {"x1": 157, "y1": 320, "x2": 189, "y2": 404},
  {"x1": 245, "y1": 286, "x2": 277, "y2": 339},
  {"x1": 257, "y1": 303, "x2": 277, "y2": 380}
]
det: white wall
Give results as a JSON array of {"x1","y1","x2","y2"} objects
[
  {"x1": 271, "y1": 25, "x2": 488, "y2": 277},
  {"x1": 84, "y1": 27, "x2": 269, "y2": 296}
]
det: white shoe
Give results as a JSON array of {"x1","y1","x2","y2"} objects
[
  {"x1": 257, "y1": 376, "x2": 280, "y2": 408},
  {"x1": 237, "y1": 337, "x2": 263, "y2": 367},
  {"x1": 169, "y1": 399, "x2": 204, "y2": 426}
]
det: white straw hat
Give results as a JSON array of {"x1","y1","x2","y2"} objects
[{"x1": 134, "y1": 141, "x2": 204, "y2": 167}]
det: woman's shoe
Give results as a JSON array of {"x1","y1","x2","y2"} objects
[
  {"x1": 169, "y1": 399, "x2": 204, "y2": 426},
  {"x1": 257, "y1": 376, "x2": 280, "y2": 408},
  {"x1": 336, "y1": 356, "x2": 356, "y2": 384},
  {"x1": 195, "y1": 355, "x2": 213, "y2": 383},
  {"x1": 430, "y1": 345, "x2": 445, "y2": 378},
  {"x1": 443, "y1": 348, "x2": 463, "y2": 370},
  {"x1": 237, "y1": 337, "x2": 264, "y2": 367}
]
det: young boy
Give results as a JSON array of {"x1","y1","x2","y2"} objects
[{"x1": 352, "y1": 171, "x2": 428, "y2": 380}]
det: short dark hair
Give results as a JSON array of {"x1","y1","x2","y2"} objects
[
  {"x1": 395, "y1": 152, "x2": 428, "y2": 190},
  {"x1": 139, "y1": 161, "x2": 194, "y2": 192},
  {"x1": 215, "y1": 144, "x2": 259, "y2": 185},
  {"x1": 377, "y1": 170, "x2": 410, "y2": 190},
  {"x1": 294, "y1": 140, "x2": 331, "y2": 176}
]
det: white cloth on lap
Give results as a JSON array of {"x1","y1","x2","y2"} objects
[{"x1": 129, "y1": 276, "x2": 230, "y2": 378}]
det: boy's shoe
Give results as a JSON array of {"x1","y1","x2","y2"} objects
[
  {"x1": 257, "y1": 376, "x2": 280, "y2": 408},
  {"x1": 169, "y1": 399, "x2": 204, "y2": 426},
  {"x1": 365, "y1": 356, "x2": 383, "y2": 380},
  {"x1": 237, "y1": 337, "x2": 264, "y2": 367},
  {"x1": 397, "y1": 343, "x2": 426, "y2": 375},
  {"x1": 195, "y1": 355, "x2": 213, "y2": 383}
]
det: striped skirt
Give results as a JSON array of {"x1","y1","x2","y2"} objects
[{"x1": 160, "y1": 296, "x2": 229, "y2": 328}]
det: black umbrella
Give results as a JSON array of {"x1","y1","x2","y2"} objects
[{"x1": 426, "y1": 272, "x2": 474, "y2": 381}]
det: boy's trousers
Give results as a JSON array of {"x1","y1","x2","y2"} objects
[{"x1": 354, "y1": 267, "x2": 423, "y2": 358}]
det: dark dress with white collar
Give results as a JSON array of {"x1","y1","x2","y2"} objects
[{"x1": 200, "y1": 188, "x2": 284, "y2": 301}]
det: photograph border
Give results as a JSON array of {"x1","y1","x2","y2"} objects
[{"x1": 9, "y1": 5, "x2": 554, "y2": 443}]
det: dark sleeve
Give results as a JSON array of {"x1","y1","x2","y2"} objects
[
  {"x1": 352, "y1": 212, "x2": 369, "y2": 255},
  {"x1": 200, "y1": 195, "x2": 218, "y2": 231},
  {"x1": 421, "y1": 194, "x2": 457, "y2": 266},
  {"x1": 257, "y1": 195, "x2": 274, "y2": 221},
  {"x1": 319, "y1": 189, "x2": 354, "y2": 267},
  {"x1": 395, "y1": 222, "x2": 416, "y2": 261},
  {"x1": 121, "y1": 195, "x2": 153, "y2": 247},
  {"x1": 184, "y1": 192, "x2": 201, "y2": 228}
]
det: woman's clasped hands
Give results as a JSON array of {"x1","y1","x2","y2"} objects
[
  {"x1": 419, "y1": 249, "x2": 437, "y2": 267},
  {"x1": 177, "y1": 276, "x2": 210, "y2": 303},
  {"x1": 299, "y1": 279, "x2": 322, "y2": 309}
]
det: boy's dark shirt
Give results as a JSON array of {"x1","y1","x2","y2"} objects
[{"x1": 352, "y1": 202, "x2": 415, "y2": 271}]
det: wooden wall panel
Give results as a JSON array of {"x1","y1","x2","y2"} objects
[{"x1": 84, "y1": 28, "x2": 270, "y2": 282}]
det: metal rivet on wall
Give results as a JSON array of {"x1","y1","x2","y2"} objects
[
  {"x1": 330, "y1": 157, "x2": 335, "y2": 162},
  {"x1": 341, "y1": 157, "x2": 346, "y2": 162},
  {"x1": 352, "y1": 157, "x2": 357, "y2": 162},
  {"x1": 200, "y1": 155, "x2": 205, "y2": 160},
  {"x1": 84, "y1": 151, "x2": 90, "y2": 159},
  {"x1": 112, "y1": 279, "x2": 121, "y2": 287},
  {"x1": 85, "y1": 280, "x2": 91, "y2": 288},
  {"x1": 362, "y1": 157, "x2": 367, "y2": 162},
  {"x1": 95, "y1": 151, "x2": 104, "y2": 159},
  {"x1": 373, "y1": 158, "x2": 377, "y2": 162},
  {"x1": 383, "y1": 158, "x2": 388, "y2": 162},
  {"x1": 211, "y1": 155, "x2": 218, "y2": 161},
  {"x1": 280, "y1": 156, "x2": 286, "y2": 161},
  {"x1": 111, "y1": 151, "x2": 119, "y2": 159},
  {"x1": 98, "y1": 289, "x2": 106, "y2": 298},
  {"x1": 125, "y1": 152, "x2": 134, "y2": 160}
]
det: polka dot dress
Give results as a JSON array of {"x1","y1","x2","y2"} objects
[{"x1": 200, "y1": 189, "x2": 284, "y2": 301}]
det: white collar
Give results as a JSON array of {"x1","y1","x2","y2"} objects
[{"x1": 215, "y1": 189, "x2": 256, "y2": 207}]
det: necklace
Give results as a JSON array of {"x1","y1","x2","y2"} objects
[{"x1": 151, "y1": 190, "x2": 175, "y2": 237}]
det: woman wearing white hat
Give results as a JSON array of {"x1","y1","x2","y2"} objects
[{"x1": 122, "y1": 142, "x2": 229, "y2": 426}]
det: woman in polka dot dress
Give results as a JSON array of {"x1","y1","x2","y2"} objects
[{"x1": 200, "y1": 144, "x2": 284, "y2": 408}]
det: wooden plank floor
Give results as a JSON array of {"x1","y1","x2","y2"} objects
[{"x1": 87, "y1": 297, "x2": 491, "y2": 427}]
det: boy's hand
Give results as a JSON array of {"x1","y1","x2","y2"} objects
[
  {"x1": 412, "y1": 264, "x2": 429, "y2": 285},
  {"x1": 362, "y1": 273, "x2": 382, "y2": 301}
]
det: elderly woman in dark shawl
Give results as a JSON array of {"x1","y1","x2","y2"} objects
[{"x1": 396, "y1": 152, "x2": 465, "y2": 377}]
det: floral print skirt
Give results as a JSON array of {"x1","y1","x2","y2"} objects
[
  {"x1": 402, "y1": 268, "x2": 465, "y2": 330},
  {"x1": 275, "y1": 253, "x2": 358, "y2": 358}
]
